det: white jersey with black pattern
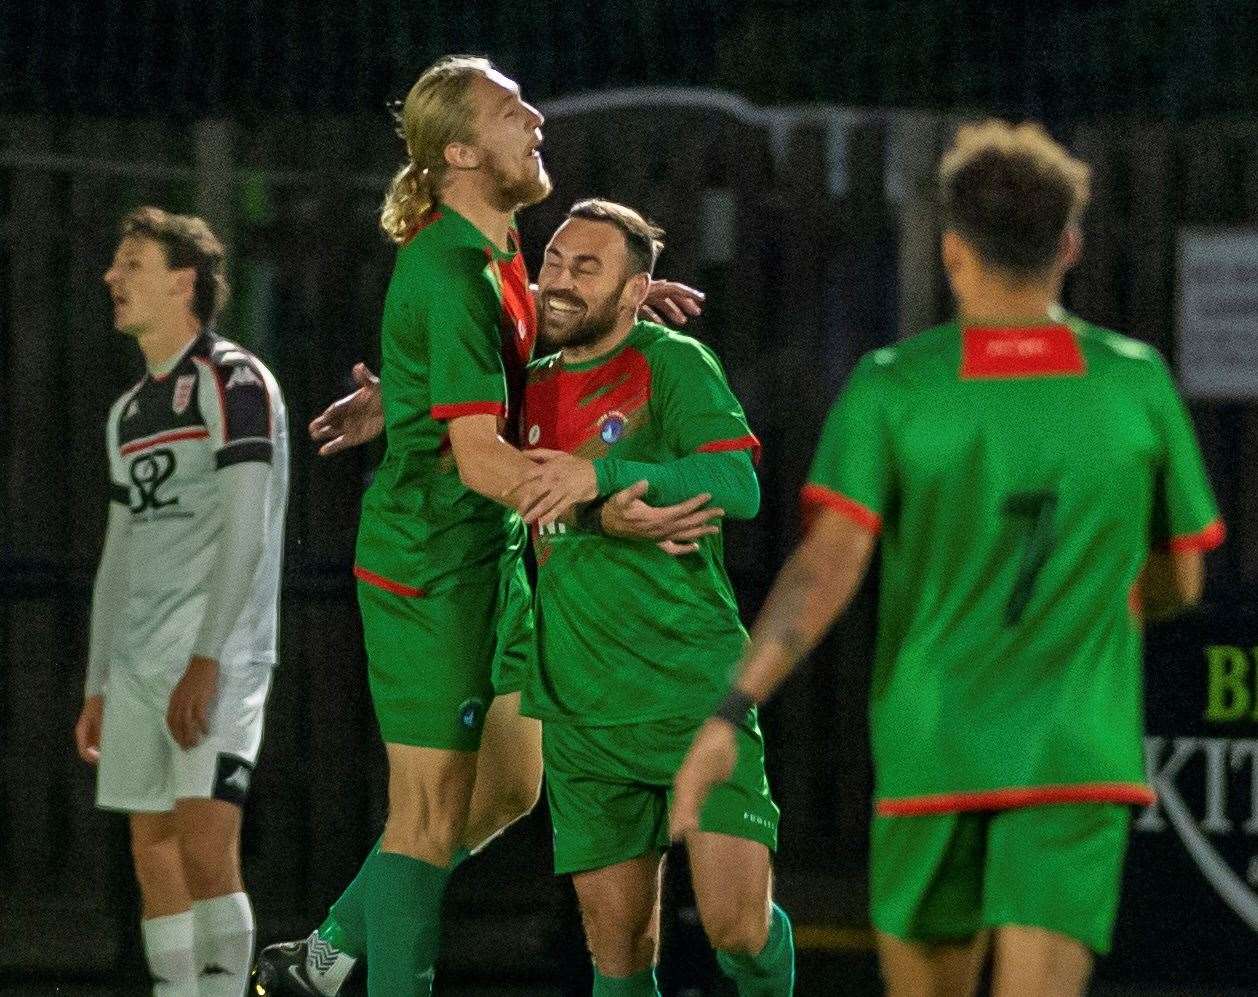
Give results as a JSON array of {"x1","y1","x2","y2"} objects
[{"x1": 105, "y1": 332, "x2": 289, "y2": 685}]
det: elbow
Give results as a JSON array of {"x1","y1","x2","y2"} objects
[
  {"x1": 722, "y1": 456, "x2": 761, "y2": 520},
  {"x1": 725, "y1": 488, "x2": 761, "y2": 521}
]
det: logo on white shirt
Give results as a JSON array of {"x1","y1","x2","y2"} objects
[
  {"x1": 226, "y1": 365, "x2": 261, "y2": 389},
  {"x1": 172, "y1": 374, "x2": 196, "y2": 415}
]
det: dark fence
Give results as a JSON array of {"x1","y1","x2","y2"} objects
[
  {"x1": 2, "y1": 1, "x2": 1257, "y2": 120},
  {"x1": 2, "y1": 97, "x2": 1257, "y2": 987}
]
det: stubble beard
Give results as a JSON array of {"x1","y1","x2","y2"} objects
[{"x1": 485, "y1": 149, "x2": 553, "y2": 213}]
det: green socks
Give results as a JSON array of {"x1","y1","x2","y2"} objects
[
  {"x1": 318, "y1": 836, "x2": 382, "y2": 957},
  {"x1": 715, "y1": 903, "x2": 796, "y2": 996},
  {"x1": 593, "y1": 966, "x2": 661, "y2": 996},
  {"x1": 363, "y1": 850, "x2": 453, "y2": 996},
  {"x1": 318, "y1": 840, "x2": 470, "y2": 961}
]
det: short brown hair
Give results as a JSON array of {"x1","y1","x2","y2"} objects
[
  {"x1": 939, "y1": 120, "x2": 1092, "y2": 279},
  {"x1": 120, "y1": 206, "x2": 228, "y2": 326},
  {"x1": 567, "y1": 199, "x2": 664, "y2": 276}
]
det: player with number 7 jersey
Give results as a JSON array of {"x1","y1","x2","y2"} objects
[
  {"x1": 672, "y1": 121, "x2": 1225, "y2": 990},
  {"x1": 804, "y1": 308, "x2": 1222, "y2": 817}
]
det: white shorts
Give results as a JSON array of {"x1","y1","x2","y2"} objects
[{"x1": 96, "y1": 664, "x2": 272, "y2": 813}]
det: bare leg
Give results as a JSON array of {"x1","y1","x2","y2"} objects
[
  {"x1": 173, "y1": 798, "x2": 252, "y2": 996},
  {"x1": 130, "y1": 811, "x2": 197, "y2": 994},
  {"x1": 461, "y1": 691, "x2": 542, "y2": 853},
  {"x1": 381, "y1": 742, "x2": 477, "y2": 865},
  {"x1": 571, "y1": 853, "x2": 665, "y2": 977},
  {"x1": 991, "y1": 925, "x2": 1092, "y2": 997},
  {"x1": 130, "y1": 811, "x2": 192, "y2": 918},
  {"x1": 876, "y1": 930, "x2": 989, "y2": 997},
  {"x1": 687, "y1": 832, "x2": 772, "y2": 955}
]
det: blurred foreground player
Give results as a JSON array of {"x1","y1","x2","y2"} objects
[
  {"x1": 673, "y1": 120, "x2": 1224, "y2": 997},
  {"x1": 75, "y1": 207, "x2": 289, "y2": 995},
  {"x1": 254, "y1": 56, "x2": 712, "y2": 996},
  {"x1": 520, "y1": 200, "x2": 794, "y2": 996}
]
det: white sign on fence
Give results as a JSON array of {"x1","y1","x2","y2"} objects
[{"x1": 1178, "y1": 228, "x2": 1258, "y2": 399}]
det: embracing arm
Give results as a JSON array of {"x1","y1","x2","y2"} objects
[
  {"x1": 446, "y1": 413, "x2": 545, "y2": 513},
  {"x1": 593, "y1": 449, "x2": 759, "y2": 520}
]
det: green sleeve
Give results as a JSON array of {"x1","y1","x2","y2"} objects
[
  {"x1": 422, "y1": 252, "x2": 508, "y2": 420},
  {"x1": 803, "y1": 351, "x2": 895, "y2": 533},
  {"x1": 1148, "y1": 355, "x2": 1223, "y2": 548},
  {"x1": 654, "y1": 333, "x2": 761, "y2": 460},
  {"x1": 593, "y1": 449, "x2": 760, "y2": 519}
]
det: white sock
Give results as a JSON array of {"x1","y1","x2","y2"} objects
[
  {"x1": 141, "y1": 911, "x2": 199, "y2": 997},
  {"x1": 305, "y1": 930, "x2": 357, "y2": 996},
  {"x1": 191, "y1": 892, "x2": 255, "y2": 997}
]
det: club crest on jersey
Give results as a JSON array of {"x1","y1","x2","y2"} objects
[
  {"x1": 226, "y1": 364, "x2": 261, "y2": 389},
  {"x1": 528, "y1": 424, "x2": 541, "y2": 446},
  {"x1": 599, "y1": 411, "x2": 627, "y2": 445},
  {"x1": 457, "y1": 697, "x2": 486, "y2": 731},
  {"x1": 172, "y1": 374, "x2": 196, "y2": 415}
]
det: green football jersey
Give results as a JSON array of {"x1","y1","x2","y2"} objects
[
  {"x1": 354, "y1": 206, "x2": 537, "y2": 596},
  {"x1": 806, "y1": 315, "x2": 1223, "y2": 816},
  {"x1": 520, "y1": 321, "x2": 760, "y2": 725}
]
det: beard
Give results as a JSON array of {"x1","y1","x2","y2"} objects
[
  {"x1": 539, "y1": 288, "x2": 624, "y2": 353},
  {"x1": 484, "y1": 147, "x2": 553, "y2": 213}
]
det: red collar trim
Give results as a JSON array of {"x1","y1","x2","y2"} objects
[{"x1": 960, "y1": 325, "x2": 1086, "y2": 380}]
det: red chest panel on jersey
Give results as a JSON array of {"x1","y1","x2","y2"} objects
[
  {"x1": 524, "y1": 348, "x2": 652, "y2": 455},
  {"x1": 960, "y1": 325, "x2": 1086, "y2": 380},
  {"x1": 490, "y1": 245, "x2": 537, "y2": 445}
]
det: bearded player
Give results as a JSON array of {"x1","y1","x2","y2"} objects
[
  {"x1": 518, "y1": 200, "x2": 795, "y2": 996},
  {"x1": 255, "y1": 56, "x2": 715, "y2": 996},
  {"x1": 673, "y1": 120, "x2": 1223, "y2": 996},
  {"x1": 76, "y1": 207, "x2": 289, "y2": 996}
]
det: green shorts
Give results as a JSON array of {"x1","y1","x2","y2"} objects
[
  {"x1": 870, "y1": 803, "x2": 1131, "y2": 954},
  {"x1": 357, "y1": 556, "x2": 534, "y2": 751},
  {"x1": 543, "y1": 712, "x2": 779, "y2": 875}
]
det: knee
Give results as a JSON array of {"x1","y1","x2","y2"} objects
[
  {"x1": 585, "y1": 915, "x2": 657, "y2": 976},
  {"x1": 498, "y1": 769, "x2": 542, "y2": 824},
  {"x1": 575, "y1": 891, "x2": 656, "y2": 975},
  {"x1": 384, "y1": 800, "x2": 468, "y2": 862},
  {"x1": 130, "y1": 833, "x2": 174, "y2": 892},
  {"x1": 701, "y1": 904, "x2": 770, "y2": 956},
  {"x1": 178, "y1": 832, "x2": 238, "y2": 898}
]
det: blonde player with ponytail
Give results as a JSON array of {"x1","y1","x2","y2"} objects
[{"x1": 255, "y1": 55, "x2": 713, "y2": 996}]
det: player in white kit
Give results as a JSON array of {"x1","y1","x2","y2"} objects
[{"x1": 74, "y1": 206, "x2": 289, "y2": 996}]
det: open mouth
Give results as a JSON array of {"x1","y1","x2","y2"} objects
[{"x1": 543, "y1": 295, "x2": 583, "y2": 319}]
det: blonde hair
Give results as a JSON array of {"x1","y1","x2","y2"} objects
[{"x1": 380, "y1": 55, "x2": 494, "y2": 243}]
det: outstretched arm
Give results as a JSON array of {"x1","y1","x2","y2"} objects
[{"x1": 309, "y1": 362, "x2": 383, "y2": 456}]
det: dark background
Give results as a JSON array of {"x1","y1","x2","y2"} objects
[{"x1": 1, "y1": 2, "x2": 1256, "y2": 993}]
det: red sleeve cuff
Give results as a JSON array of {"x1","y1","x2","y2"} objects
[
  {"x1": 697, "y1": 433, "x2": 762, "y2": 465},
  {"x1": 800, "y1": 483, "x2": 882, "y2": 535},
  {"x1": 430, "y1": 401, "x2": 506, "y2": 421},
  {"x1": 1163, "y1": 517, "x2": 1226, "y2": 553}
]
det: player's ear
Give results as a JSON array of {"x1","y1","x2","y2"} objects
[
  {"x1": 941, "y1": 229, "x2": 964, "y2": 275},
  {"x1": 444, "y1": 140, "x2": 480, "y2": 170},
  {"x1": 171, "y1": 266, "x2": 196, "y2": 307},
  {"x1": 1059, "y1": 225, "x2": 1082, "y2": 273},
  {"x1": 624, "y1": 271, "x2": 651, "y2": 312}
]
